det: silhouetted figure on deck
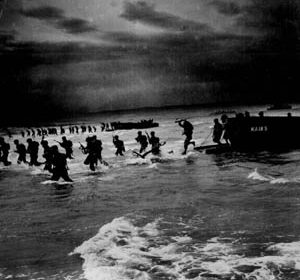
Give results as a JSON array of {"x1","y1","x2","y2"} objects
[
  {"x1": 113, "y1": 135, "x2": 125, "y2": 156},
  {"x1": 31, "y1": 129, "x2": 35, "y2": 137},
  {"x1": 50, "y1": 146, "x2": 73, "y2": 182},
  {"x1": 56, "y1": 136, "x2": 73, "y2": 159},
  {"x1": 212, "y1": 119, "x2": 223, "y2": 145},
  {"x1": 26, "y1": 138, "x2": 40, "y2": 166},
  {"x1": 14, "y1": 140, "x2": 27, "y2": 164},
  {"x1": 176, "y1": 119, "x2": 195, "y2": 154},
  {"x1": 21, "y1": 131, "x2": 25, "y2": 138},
  {"x1": 221, "y1": 114, "x2": 230, "y2": 145},
  {"x1": 0, "y1": 137, "x2": 11, "y2": 166},
  {"x1": 60, "y1": 126, "x2": 65, "y2": 135},
  {"x1": 135, "y1": 131, "x2": 148, "y2": 153},
  {"x1": 88, "y1": 126, "x2": 93, "y2": 133}
]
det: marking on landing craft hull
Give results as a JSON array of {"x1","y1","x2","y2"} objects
[{"x1": 250, "y1": 126, "x2": 268, "y2": 132}]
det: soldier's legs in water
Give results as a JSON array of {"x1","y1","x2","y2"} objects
[
  {"x1": 51, "y1": 170, "x2": 60, "y2": 181},
  {"x1": 61, "y1": 170, "x2": 73, "y2": 182}
]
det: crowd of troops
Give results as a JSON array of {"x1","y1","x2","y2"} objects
[
  {"x1": 0, "y1": 125, "x2": 169, "y2": 182},
  {"x1": 0, "y1": 116, "x2": 233, "y2": 181}
]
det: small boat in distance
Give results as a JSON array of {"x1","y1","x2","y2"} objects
[
  {"x1": 101, "y1": 119, "x2": 159, "y2": 131},
  {"x1": 195, "y1": 113, "x2": 298, "y2": 154},
  {"x1": 267, "y1": 103, "x2": 292, "y2": 110}
]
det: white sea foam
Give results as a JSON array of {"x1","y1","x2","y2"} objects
[
  {"x1": 247, "y1": 168, "x2": 298, "y2": 185},
  {"x1": 72, "y1": 217, "x2": 300, "y2": 280},
  {"x1": 248, "y1": 168, "x2": 273, "y2": 182}
]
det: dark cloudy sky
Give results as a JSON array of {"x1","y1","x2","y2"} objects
[{"x1": 0, "y1": 0, "x2": 299, "y2": 121}]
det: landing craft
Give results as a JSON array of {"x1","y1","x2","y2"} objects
[{"x1": 195, "y1": 114, "x2": 298, "y2": 154}]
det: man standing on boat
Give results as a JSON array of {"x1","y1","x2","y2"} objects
[
  {"x1": 220, "y1": 114, "x2": 231, "y2": 145},
  {"x1": 212, "y1": 118, "x2": 223, "y2": 145},
  {"x1": 176, "y1": 119, "x2": 195, "y2": 154}
]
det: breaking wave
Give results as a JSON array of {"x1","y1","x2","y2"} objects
[{"x1": 72, "y1": 217, "x2": 300, "y2": 280}]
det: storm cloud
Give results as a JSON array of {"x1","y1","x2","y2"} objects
[
  {"x1": 209, "y1": 0, "x2": 241, "y2": 16},
  {"x1": 0, "y1": 0, "x2": 300, "y2": 124},
  {"x1": 20, "y1": 5, "x2": 98, "y2": 34},
  {"x1": 120, "y1": 1, "x2": 211, "y2": 33}
]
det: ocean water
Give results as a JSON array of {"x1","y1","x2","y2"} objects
[{"x1": 1, "y1": 105, "x2": 300, "y2": 280}]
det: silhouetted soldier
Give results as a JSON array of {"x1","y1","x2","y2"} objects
[
  {"x1": 245, "y1": 111, "x2": 250, "y2": 118},
  {"x1": 21, "y1": 131, "x2": 25, "y2": 138},
  {"x1": 26, "y1": 138, "x2": 40, "y2": 166},
  {"x1": 27, "y1": 129, "x2": 31, "y2": 136},
  {"x1": 60, "y1": 126, "x2": 65, "y2": 135},
  {"x1": 113, "y1": 135, "x2": 125, "y2": 156},
  {"x1": 212, "y1": 118, "x2": 223, "y2": 145},
  {"x1": 93, "y1": 126, "x2": 97, "y2": 132},
  {"x1": 176, "y1": 119, "x2": 195, "y2": 154},
  {"x1": 221, "y1": 114, "x2": 230, "y2": 145},
  {"x1": 42, "y1": 128, "x2": 48, "y2": 136},
  {"x1": 135, "y1": 131, "x2": 148, "y2": 153},
  {"x1": 75, "y1": 126, "x2": 79, "y2": 134},
  {"x1": 31, "y1": 129, "x2": 36, "y2": 137},
  {"x1": 146, "y1": 131, "x2": 162, "y2": 156},
  {"x1": 50, "y1": 146, "x2": 73, "y2": 182},
  {"x1": 41, "y1": 140, "x2": 53, "y2": 172},
  {"x1": 91, "y1": 135, "x2": 103, "y2": 165},
  {"x1": 14, "y1": 140, "x2": 27, "y2": 164},
  {"x1": 56, "y1": 136, "x2": 73, "y2": 159},
  {"x1": 81, "y1": 137, "x2": 97, "y2": 171},
  {"x1": 88, "y1": 126, "x2": 93, "y2": 133},
  {"x1": 37, "y1": 129, "x2": 42, "y2": 137},
  {"x1": 0, "y1": 137, "x2": 11, "y2": 166}
]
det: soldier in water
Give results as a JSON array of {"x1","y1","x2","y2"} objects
[
  {"x1": 113, "y1": 135, "x2": 125, "y2": 156},
  {"x1": 26, "y1": 138, "x2": 40, "y2": 166},
  {"x1": 14, "y1": 139, "x2": 27, "y2": 164},
  {"x1": 135, "y1": 131, "x2": 148, "y2": 153},
  {"x1": 176, "y1": 119, "x2": 196, "y2": 154},
  {"x1": 41, "y1": 139, "x2": 53, "y2": 172},
  {"x1": 146, "y1": 131, "x2": 165, "y2": 156},
  {"x1": 0, "y1": 137, "x2": 11, "y2": 166},
  {"x1": 50, "y1": 145, "x2": 73, "y2": 182},
  {"x1": 56, "y1": 136, "x2": 73, "y2": 159}
]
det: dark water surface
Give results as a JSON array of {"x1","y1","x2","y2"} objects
[{"x1": 1, "y1": 105, "x2": 300, "y2": 280}]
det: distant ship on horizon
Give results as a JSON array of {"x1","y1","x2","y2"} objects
[{"x1": 267, "y1": 103, "x2": 292, "y2": 110}]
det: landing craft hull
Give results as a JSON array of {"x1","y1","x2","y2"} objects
[{"x1": 195, "y1": 116, "x2": 300, "y2": 154}]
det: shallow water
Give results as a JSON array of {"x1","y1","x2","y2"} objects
[{"x1": 1, "y1": 105, "x2": 300, "y2": 279}]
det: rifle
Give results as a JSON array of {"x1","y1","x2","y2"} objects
[
  {"x1": 79, "y1": 142, "x2": 86, "y2": 153},
  {"x1": 54, "y1": 140, "x2": 62, "y2": 146}
]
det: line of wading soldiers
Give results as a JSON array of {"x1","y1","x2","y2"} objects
[
  {"x1": 0, "y1": 130, "x2": 167, "y2": 181},
  {"x1": 1, "y1": 116, "x2": 233, "y2": 181}
]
